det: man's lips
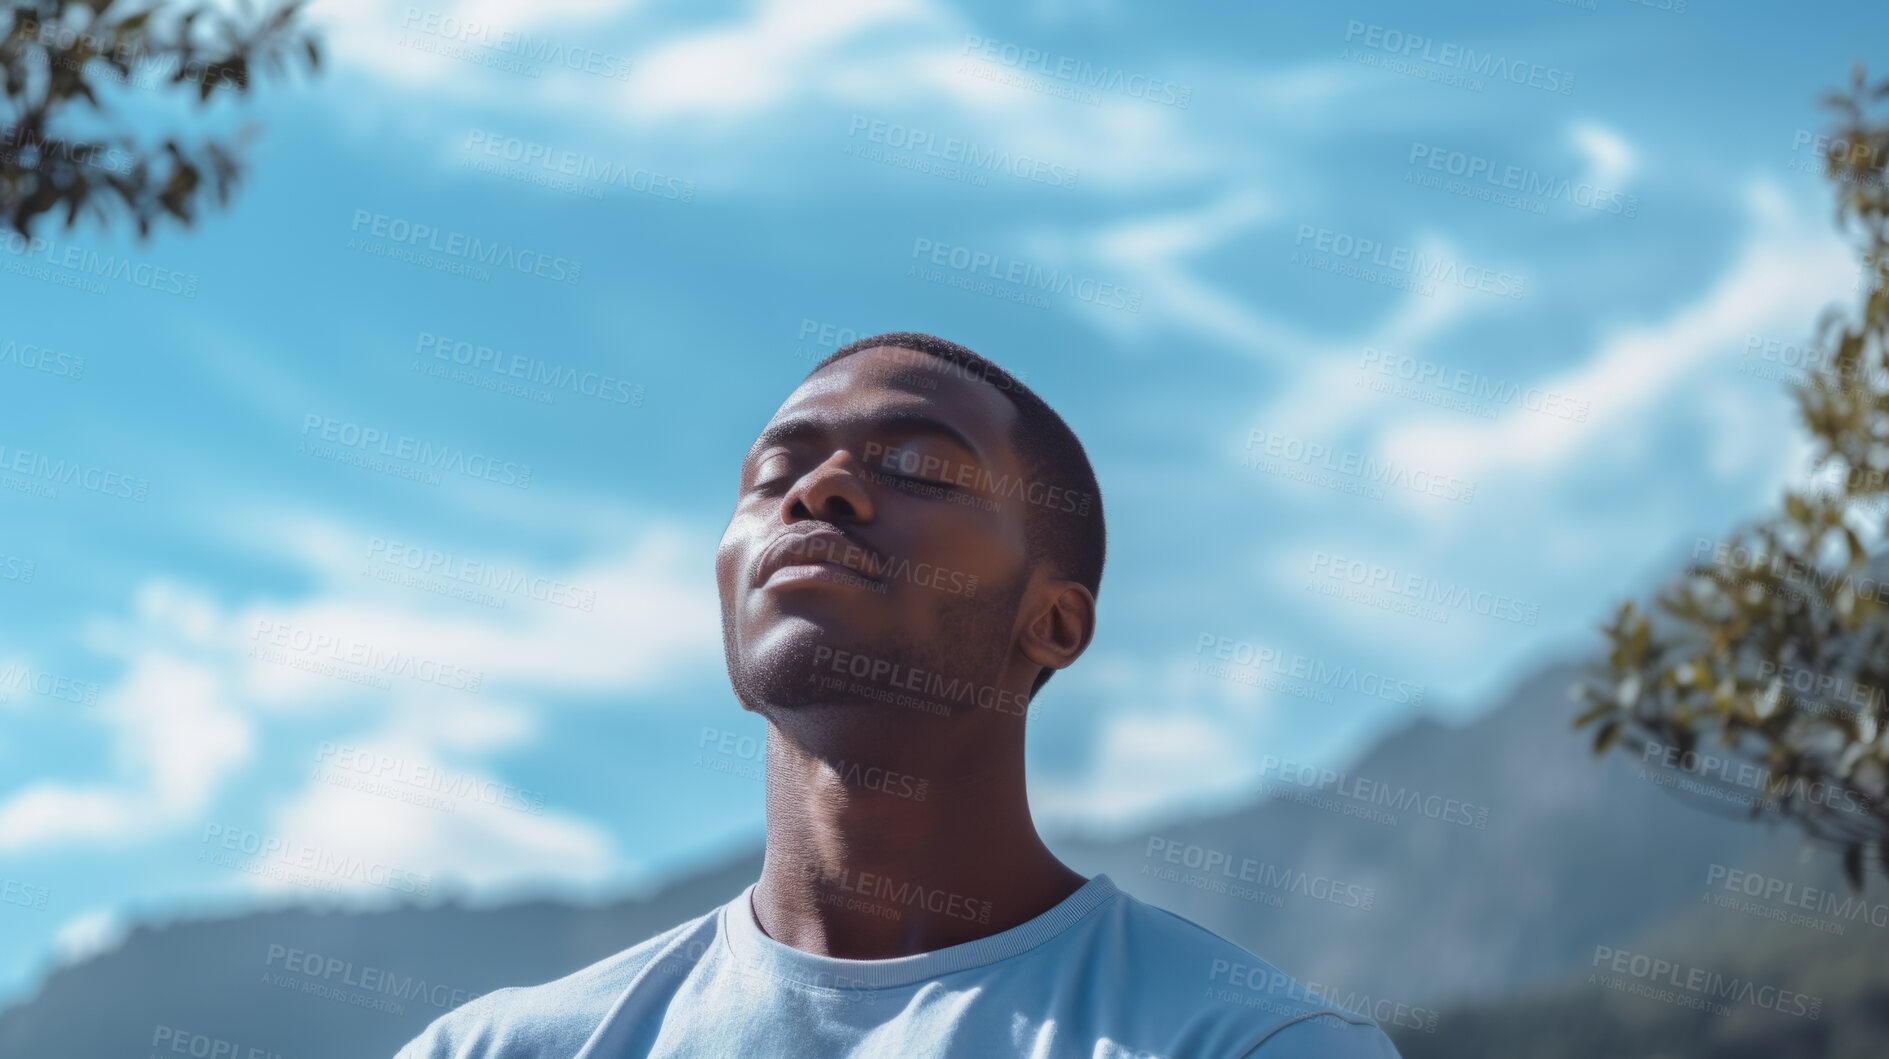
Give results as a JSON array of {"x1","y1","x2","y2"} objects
[{"x1": 755, "y1": 528, "x2": 884, "y2": 587}]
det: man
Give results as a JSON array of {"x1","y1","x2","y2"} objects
[{"x1": 395, "y1": 333, "x2": 1400, "y2": 1058}]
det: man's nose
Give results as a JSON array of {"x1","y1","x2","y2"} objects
[{"x1": 781, "y1": 451, "x2": 874, "y2": 524}]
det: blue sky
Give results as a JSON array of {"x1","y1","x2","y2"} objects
[{"x1": 1, "y1": 0, "x2": 1883, "y2": 1008}]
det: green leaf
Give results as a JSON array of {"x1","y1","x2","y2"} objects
[
  {"x1": 1843, "y1": 526, "x2": 1865, "y2": 563},
  {"x1": 1592, "y1": 720, "x2": 1620, "y2": 756}
]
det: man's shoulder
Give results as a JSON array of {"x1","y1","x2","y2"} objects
[
  {"x1": 1096, "y1": 886, "x2": 1401, "y2": 1057},
  {"x1": 392, "y1": 910, "x2": 721, "y2": 1059}
]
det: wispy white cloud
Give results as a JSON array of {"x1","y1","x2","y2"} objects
[
  {"x1": 1034, "y1": 710, "x2": 1258, "y2": 832},
  {"x1": 233, "y1": 518, "x2": 721, "y2": 698},
  {"x1": 613, "y1": 0, "x2": 947, "y2": 123},
  {"x1": 0, "y1": 652, "x2": 252, "y2": 853},
  {"x1": 1378, "y1": 181, "x2": 1849, "y2": 486},
  {"x1": 50, "y1": 908, "x2": 126, "y2": 968},
  {"x1": 1078, "y1": 190, "x2": 1293, "y2": 352},
  {"x1": 1243, "y1": 178, "x2": 1848, "y2": 522},
  {"x1": 1031, "y1": 655, "x2": 1281, "y2": 833},
  {"x1": 0, "y1": 516, "x2": 722, "y2": 856},
  {"x1": 310, "y1": 0, "x2": 649, "y2": 98},
  {"x1": 263, "y1": 734, "x2": 616, "y2": 898},
  {"x1": 316, "y1": 0, "x2": 1245, "y2": 202},
  {"x1": 1246, "y1": 180, "x2": 1854, "y2": 699},
  {"x1": 1570, "y1": 120, "x2": 1636, "y2": 190}
]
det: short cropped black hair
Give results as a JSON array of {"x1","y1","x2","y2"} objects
[{"x1": 810, "y1": 332, "x2": 1104, "y2": 698}]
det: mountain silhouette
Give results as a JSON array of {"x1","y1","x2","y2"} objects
[{"x1": 0, "y1": 659, "x2": 1860, "y2": 1058}]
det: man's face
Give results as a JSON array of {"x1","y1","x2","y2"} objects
[{"x1": 716, "y1": 347, "x2": 1035, "y2": 721}]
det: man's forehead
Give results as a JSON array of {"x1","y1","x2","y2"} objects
[{"x1": 767, "y1": 346, "x2": 1017, "y2": 441}]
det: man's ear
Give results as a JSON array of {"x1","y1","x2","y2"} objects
[{"x1": 1018, "y1": 577, "x2": 1096, "y2": 675}]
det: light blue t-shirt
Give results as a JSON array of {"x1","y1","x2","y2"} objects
[{"x1": 394, "y1": 873, "x2": 1401, "y2": 1058}]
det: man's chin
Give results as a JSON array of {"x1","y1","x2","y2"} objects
[{"x1": 727, "y1": 618, "x2": 866, "y2": 714}]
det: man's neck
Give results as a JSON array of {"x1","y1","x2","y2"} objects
[{"x1": 749, "y1": 725, "x2": 1087, "y2": 960}]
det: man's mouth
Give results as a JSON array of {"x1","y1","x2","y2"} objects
[{"x1": 756, "y1": 529, "x2": 885, "y2": 588}]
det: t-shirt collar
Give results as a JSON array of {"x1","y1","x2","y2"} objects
[{"x1": 721, "y1": 872, "x2": 1120, "y2": 991}]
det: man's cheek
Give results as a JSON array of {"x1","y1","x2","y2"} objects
[{"x1": 715, "y1": 528, "x2": 748, "y2": 596}]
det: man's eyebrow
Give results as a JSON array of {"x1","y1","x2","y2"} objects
[{"x1": 748, "y1": 409, "x2": 985, "y2": 462}]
